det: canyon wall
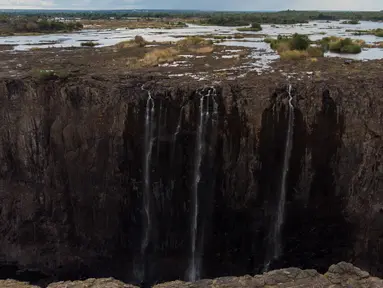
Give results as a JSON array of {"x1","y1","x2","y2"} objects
[{"x1": 0, "y1": 74, "x2": 382, "y2": 285}]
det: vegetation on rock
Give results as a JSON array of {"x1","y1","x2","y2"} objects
[
  {"x1": 321, "y1": 37, "x2": 362, "y2": 54},
  {"x1": 176, "y1": 36, "x2": 213, "y2": 47},
  {"x1": 341, "y1": 19, "x2": 360, "y2": 24},
  {"x1": 237, "y1": 22, "x2": 262, "y2": 32},
  {"x1": 140, "y1": 48, "x2": 179, "y2": 66},
  {"x1": 81, "y1": 41, "x2": 99, "y2": 47},
  {"x1": 0, "y1": 16, "x2": 83, "y2": 35}
]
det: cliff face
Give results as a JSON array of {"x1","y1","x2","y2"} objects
[{"x1": 0, "y1": 75, "x2": 382, "y2": 285}]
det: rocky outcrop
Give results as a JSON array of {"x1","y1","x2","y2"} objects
[
  {"x1": 2, "y1": 263, "x2": 383, "y2": 287},
  {"x1": 0, "y1": 74, "x2": 382, "y2": 285}
]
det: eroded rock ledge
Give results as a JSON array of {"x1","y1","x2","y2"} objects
[{"x1": 1, "y1": 262, "x2": 382, "y2": 288}]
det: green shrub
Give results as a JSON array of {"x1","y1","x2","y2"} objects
[
  {"x1": 375, "y1": 29, "x2": 383, "y2": 37},
  {"x1": 290, "y1": 33, "x2": 310, "y2": 50},
  {"x1": 329, "y1": 40, "x2": 342, "y2": 51},
  {"x1": 251, "y1": 22, "x2": 262, "y2": 30},
  {"x1": 327, "y1": 38, "x2": 362, "y2": 54},
  {"x1": 268, "y1": 34, "x2": 309, "y2": 51},
  {"x1": 341, "y1": 44, "x2": 362, "y2": 53}
]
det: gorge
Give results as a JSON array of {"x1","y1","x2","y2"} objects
[{"x1": 0, "y1": 72, "x2": 382, "y2": 287}]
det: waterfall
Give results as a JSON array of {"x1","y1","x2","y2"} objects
[
  {"x1": 171, "y1": 106, "x2": 184, "y2": 164},
  {"x1": 188, "y1": 87, "x2": 216, "y2": 282},
  {"x1": 265, "y1": 84, "x2": 295, "y2": 271},
  {"x1": 141, "y1": 87, "x2": 155, "y2": 279}
]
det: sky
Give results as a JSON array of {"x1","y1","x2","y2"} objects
[{"x1": 0, "y1": 0, "x2": 382, "y2": 11}]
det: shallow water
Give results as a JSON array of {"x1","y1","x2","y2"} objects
[{"x1": 1, "y1": 20, "x2": 382, "y2": 61}]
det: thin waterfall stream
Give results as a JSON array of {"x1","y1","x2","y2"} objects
[
  {"x1": 188, "y1": 87, "x2": 217, "y2": 282},
  {"x1": 265, "y1": 84, "x2": 295, "y2": 271},
  {"x1": 140, "y1": 86, "x2": 155, "y2": 282}
]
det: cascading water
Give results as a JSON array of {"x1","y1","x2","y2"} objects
[
  {"x1": 188, "y1": 87, "x2": 216, "y2": 282},
  {"x1": 171, "y1": 106, "x2": 184, "y2": 163},
  {"x1": 140, "y1": 86, "x2": 155, "y2": 281},
  {"x1": 265, "y1": 84, "x2": 295, "y2": 271}
]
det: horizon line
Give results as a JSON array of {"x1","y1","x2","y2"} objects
[{"x1": 0, "y1": 8, "x2": 382, "y2": 12}]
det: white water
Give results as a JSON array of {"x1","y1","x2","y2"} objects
[
  {"x1": 171, "y1": 106, "x2": 184, "y2": 161},
  {"x1": 141, "y1": 87, "x2": 155, "y2": 258},
  {"x1": 188, "y1": 94, "x2": 205, "y2": 282},
  {"x1": 188, "y1": 88, "x2": 217, "y2": 282},
  {"x1": 266, "y1": 84, "x2": 295, "y2": 270}
]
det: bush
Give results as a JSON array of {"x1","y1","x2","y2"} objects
[
  {"x1": 290, "y1": 33, "x2": 310, "y2": 50},
  {"x1": 134, "y1": 35, "x2": 146, "y2": 47},
  {"x1": 341, "y1": 44, "x2": 362, "y2": 53},
  {"x1": 328, "y1": 38, "x2": 362, "y2": 54},
  {"x1": 280, "y1": 50, "x2": 308, "y2": 60},
  {"x1": 329, "y1": 41, "x2": 342, "y2": 51},
  {"x1": 251, "y1": 22, "x2": 262, "y2": 30},
  {"x1": 81, "y1": 41, "x2": 99, "y2": 47},
  {"x1": 375, "y1": 29, "x2": 383, "y2": 37}
]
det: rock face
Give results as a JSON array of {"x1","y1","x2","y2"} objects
[
  {"x1": 2, "y1": 263, "x2": 383, "y2": 287},
  {"x1": 0, "y1": 74, "x2": 382, "y2": 285}
]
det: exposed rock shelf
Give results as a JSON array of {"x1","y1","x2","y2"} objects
[
  {"x1": 1, "y1": 263, "x2": 382, "y2": 287},
  {"x1": 0, "y1": 72, "x2": 382, "y2": 285}
]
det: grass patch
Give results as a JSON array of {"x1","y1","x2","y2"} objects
[
  {"x1": 348, "y1": 28, "x2": 383, "y2": 37},
  {"x1": 81, "y1": 41, "x2": 99, "y2": 47},
  {"x1": 341, "y1": 20, "x2": 360, "y2": 24},
  {"x1": 307, "y1": 46, "x2": 324, "y2": 57},
  {"x1": 375, "y1": 29, "x2": 383, "y2": 37},
  {"x1": 140, "y1": 48, "x2": 179, "y2": 66},
  {"x1": 237, "y1": 22, "x2": 262, "y2": 32},
  {"x1": 115, "y1": 35, "x2": 147, "y2": 49},
  {"x1": 177, "y1": 36, "x2": 213, "y2": 47},
  {"x1": 268, "y1": 34, "x2": 325, "y2": 60},
  {"x1": 280, "y1": 50, "x2": 308, "y2": 60},
  {"x1": 189, "y1": 46, "x2": 214, "y2": 54},
  {"x1": 213, "y1": 35, "x2": 227, "y2": 40},
  {"x1": 234, "y1": 33, "x2": 245, "y2": 39}
]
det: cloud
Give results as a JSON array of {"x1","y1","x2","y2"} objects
[{"x1": 0, "y1": 0, "x2": 381, "y2": 11}]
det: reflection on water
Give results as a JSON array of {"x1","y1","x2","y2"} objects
[
  {"x1": 326, "y1": 48, "x2": 383, "y2": 60},
  {"x1": 1, "y1": 20, "x2": 382, "y2": 60}
]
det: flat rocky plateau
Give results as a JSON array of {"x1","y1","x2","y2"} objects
[{"x1": 1, "y1": 262, "x2": 382, "y2": 287}]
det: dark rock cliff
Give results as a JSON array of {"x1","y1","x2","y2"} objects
[{"x1": 0, "y1": 74, "x2": 382, "y2": 286}]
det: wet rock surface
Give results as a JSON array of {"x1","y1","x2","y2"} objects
[
  {"x1": 2, "y1": 263, "x2": 383, "y2": 287},
  {"x1": 0, "y1": 70, "x2": 382, "y2": 285}
]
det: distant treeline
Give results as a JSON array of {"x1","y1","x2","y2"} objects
[
  {"x1": 0, "y1": 10, "x2": 382, "y2": 27},
  {"x1": 0, "y1": 16, "x2": 83, "y2": 34}
]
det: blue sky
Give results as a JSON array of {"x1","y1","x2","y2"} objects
[{"x1": 1, "y1": 0, "x2": 382, "y2": 11}]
